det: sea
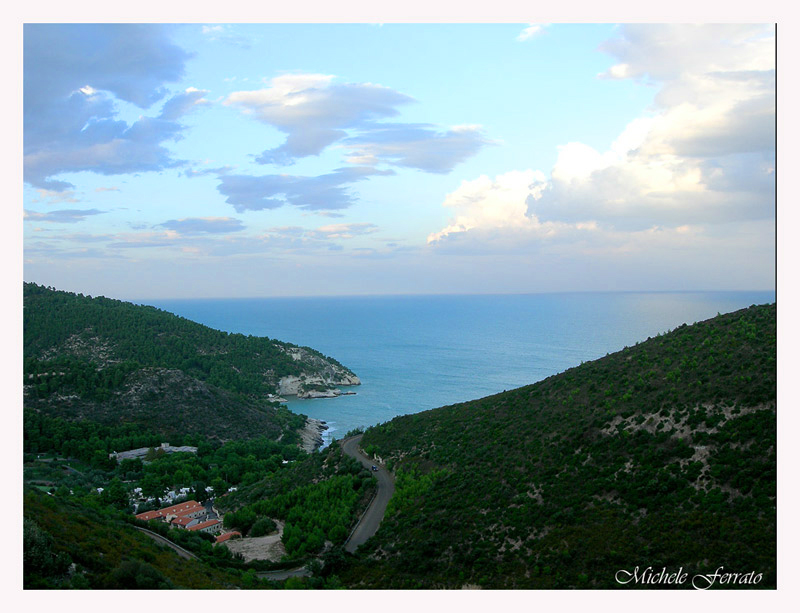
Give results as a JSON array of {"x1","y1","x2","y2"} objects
[{"x1": 144, "y1": 291, "x2": 775, "y2": 447}]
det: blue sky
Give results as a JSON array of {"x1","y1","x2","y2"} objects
[{"x1": 22, "y1": 22, "x2": 776, "y2": 299}]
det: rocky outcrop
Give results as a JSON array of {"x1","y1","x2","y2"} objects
[
  {"x1": 300, "y1": 418, "x2": 329, "y2": 452},
  {"x1": 277, "y1": 357, "x2": 361, "y2": 398}
]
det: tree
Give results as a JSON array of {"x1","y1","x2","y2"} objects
[
  {"x1": 102, "y1": 477, "x2": 129, "y2": 510},
  {"x1": 211, "y1": 477, "x2": 228, "y2": 497}
]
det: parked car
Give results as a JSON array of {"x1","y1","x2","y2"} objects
[{"x1": 371, "y1": 465, "x2": 378, "y2": 471}]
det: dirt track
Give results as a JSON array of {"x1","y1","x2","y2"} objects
[{"x1": 222, "y1": 520, "x2": 286, "y2": 562}]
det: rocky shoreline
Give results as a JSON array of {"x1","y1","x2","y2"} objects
[
  {"x1": 298, "y1": 388, "x2": 358, "y2": 399},
  {"x1": 278, "y1": 373, "x2": 361, "y2": 397},
  {"x1": 299, "y1": 417, "x2": 329, "y2": 453}
]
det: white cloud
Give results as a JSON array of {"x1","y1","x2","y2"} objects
[
  {"x1": 311, "y1": 223, "x2": 379, "y2": 240},
  {"x1": 344, "y1": 123, "x2": 492, "y2": 174},
  {"x1": 224, "y1": 73, "x2": 490, "y2": 172},
  {"x1": 516, "y1": 24, "x2": 549, "y2": 42},
  {"x1": 34, "y1": 189, "x2": 80, "y2": 204},
  {"x1": 225, "y1": 74, "x2": 413, "y2": 164},
  {"x1": 200, "y1": 24, "x2": 252, "y2": 48},
  {"x1": 431, "y1": 24, "x2": 775, "y2": 253},
  {"x1": 428, "y1": 170, "x2": 567, "y2": 244}
]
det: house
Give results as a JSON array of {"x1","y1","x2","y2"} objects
[
  {"x1": 170, "y1": 516, "x2": 200, "y2": 529},
  {"x1": 135, "y1": 500, "x2": 206, "y2": 523},
  {"x1": 215, "y1": 531, "x2": 242, "y2": 544},
  {"x1": 187, "y1": 518, "x2": 222, "y2": 535}
]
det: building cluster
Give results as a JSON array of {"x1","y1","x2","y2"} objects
[{"x1": 135, "y1": 500, "x2": 223, "y2": 536}]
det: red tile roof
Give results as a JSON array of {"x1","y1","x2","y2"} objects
[
  {"x1": 215, "y1": 531, "x2": 242, "y2": 543},
  {"x1": 135, "y1": 500, "x2": 205, "y2": 522},
  {"x1": 188, "y1": 518, "x2": 221, "y2": 532}
]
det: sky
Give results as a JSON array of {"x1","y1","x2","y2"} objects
[{"x1": 21, "y1": 22, "x2": 776, "y2": 299}]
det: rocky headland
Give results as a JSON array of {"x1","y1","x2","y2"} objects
[{"x1": 300, "y1": 418, "x2": 329, "y2": 453}]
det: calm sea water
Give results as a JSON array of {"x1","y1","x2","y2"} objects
[{"x1": 144, "y1": 291, "x2": 774, "y2": 446}]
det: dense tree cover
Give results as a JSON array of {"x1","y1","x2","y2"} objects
[
  {"x1": 219, "y1": 441, "x2": 376, "y2": 559},
  {"x1": 24, "y1": 426, "x2": 374, "y2": 587},
  {"x1": 340, "y1": 304, "x2": 776, "y2": 589},
  {"x1": 24, "y1": 409, "x2": 306, "y2": 503},
  {"x1": 134, "y1": 435, "x2": 305, "y2": 501},
  {"x1": 24, "y1": 282, "x2": 354, "y2": 396},
  {"x1": 25, "y1": 408, "x2": 167, "y2": 469},
  {"x1": 23, "y1": 283, "x2": 351, "y2": 441},
  {"x1": 23, "y1": 283, "x2": 364, "y2": 589}
]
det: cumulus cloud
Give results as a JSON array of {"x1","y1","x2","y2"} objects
[
  {"x1": 158, "y1": 217, "x2": 246, "y2": 234},
  {"x1": 224, "y1": 73, "x2": 489, "y2": 171},
  {"x1": 427, "y1": 170, "x2": 598, "y2": 248},
  {"x1": 430, "y1": 24, "x2": 775, "y2": 252},
  {"x1": 217, "y1": 166, "x2": 395, "y2": 212},
  {"x1": 24, "y1": 208, "x2": 106, "y2": 224},
  {"x1": 24, "y1": 24, "x2": 194, "y2": 190}
]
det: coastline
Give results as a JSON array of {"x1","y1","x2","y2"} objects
[{"x1": 299, "y1": 417, "x2": 328, "y2": 453}]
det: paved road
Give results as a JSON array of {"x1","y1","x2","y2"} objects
[
  {"x1": 133, "y1": 526, "x2": 198, "y2": 560},
  {"x1": 135, "y1": 436, "x2": 394, "y2": 582},
  {"x1": 256, "y1": 566, "x2": 311, "y2": 580},
  {"x1": 341, "y1": 434, "x2": 395, "y2": 553}
]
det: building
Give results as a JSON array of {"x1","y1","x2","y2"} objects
[
  {"x1": 135, "y1": 500, "x2": 206, "y2": 523},
  {"x1": 170, "y1": 516, "x2": 200, "y2": 529},
  {"x1": 188, "y1": 519, "x2": 222, "y2": 535},
  {"x1": 215, "y1": 531, "x2": 242, "y2": 544}
]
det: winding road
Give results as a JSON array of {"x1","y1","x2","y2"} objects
[
  {"x1": 138, "y1": 435, "x2": 394, "y2": 582},
  {"x1": 341, "y1": 434, "x2": 395, "y2": 553}
]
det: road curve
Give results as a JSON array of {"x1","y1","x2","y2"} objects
[{"x1": 340, "y1": 434, "x2": 395, "y2": 553}]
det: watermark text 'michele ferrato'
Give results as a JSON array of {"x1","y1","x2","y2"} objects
[{"x1": 615, "y1": 566, "x2": 763, "y2": 589}]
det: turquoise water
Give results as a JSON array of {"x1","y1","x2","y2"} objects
[{"x1": 145, "y1": 291, "x2": 775, "y2": 446}]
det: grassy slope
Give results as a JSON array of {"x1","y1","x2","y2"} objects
[{"x1": 346, "y1": 304, "x2": 776, "y2": 589}]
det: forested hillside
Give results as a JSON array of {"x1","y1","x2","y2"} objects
[
  {"x1": 23, "y1": 283, "x2": 356, "y2": 440},
  {"x1": 343, "y1": 304, "x2": 776, "y2": 589}
]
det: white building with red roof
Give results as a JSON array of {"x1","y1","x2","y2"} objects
[
  {"x1": 135, "y1": 500, "x2": 206, "y2": 523},
  {"x1": 188, "y1": 518, "x2": 222, "y2": 535}
]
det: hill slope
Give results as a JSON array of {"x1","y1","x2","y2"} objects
[
  {"x1": 346, "y1": 304, "x2": 776, "y2": 589},
  {"x1": 23, "y1": 283, "x2": 358, "y2": 441}
]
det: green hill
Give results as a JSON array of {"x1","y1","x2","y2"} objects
[
  {"x1": 23, "y1": 283, "x2": 357, "y2": 441},
  {"x1": 343, "y1": 304, "x2": 776, "y2": 589}
]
